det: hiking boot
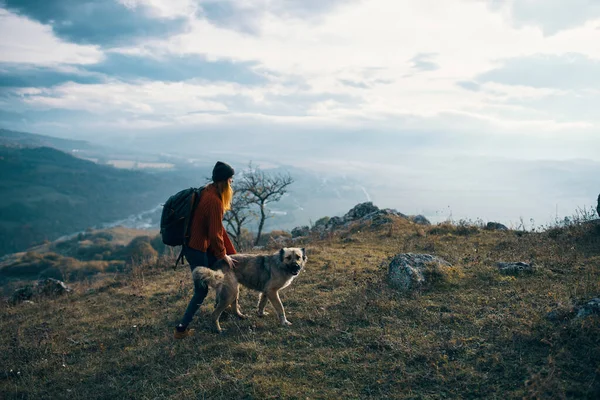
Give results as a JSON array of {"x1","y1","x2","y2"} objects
[{"x1": 173, "y1": 324, "x2": 195, "y2": 339}]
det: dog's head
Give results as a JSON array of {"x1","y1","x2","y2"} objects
[{"x1": 278, "y1": 247, "x2": 307, "y2": 276}]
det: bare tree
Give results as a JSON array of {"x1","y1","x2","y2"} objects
[
  {"x1": 223, "y1": 183, "x2": 255, "y2": 251},
  {"x1": 238, "y1": 164, "x2": 294, "y2": 246}
]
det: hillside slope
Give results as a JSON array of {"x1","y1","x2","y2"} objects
[
  {"x1": 1, "y1": 218, "x2": 598, "y2": 399},
  {"x1": 0, "y1": 146, "x2": 186, "y2": 256},
  {"x1": 0, "y1": 128, "x2": 95, "y2": 152}
]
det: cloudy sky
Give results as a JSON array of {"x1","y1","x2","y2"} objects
[{"x1": 1, "y1": 0, "x2": 600, "y2": 161}]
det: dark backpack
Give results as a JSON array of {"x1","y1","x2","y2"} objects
[{"x1": 160, "y1": 186, "x2": 204, "y2": 267}]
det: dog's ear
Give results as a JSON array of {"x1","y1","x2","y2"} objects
[
  {"x1": 279, "y1": 248, "x2": 285, "y2": 262},
  {"x1": 301, "y1": 247, "x2": 307, "y2": 260}
]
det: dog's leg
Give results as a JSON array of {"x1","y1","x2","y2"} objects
[
  {"x1": 266, "y1": 290, "x2": 292, "y2": 326},
  {"x1": 211, "y1": 286, "x2": 236, "y2": 334},
  {"x1": 232, "y1": 285, "x2": 248, "y2": 319},
  {"x1": 257, "y1": 292, "x2": 269, "y2": 317}
]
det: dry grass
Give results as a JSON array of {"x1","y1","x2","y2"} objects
[{"x1": 1, "y1": 217, "x2": 599, "y2": 399}]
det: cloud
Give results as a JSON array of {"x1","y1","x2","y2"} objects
[
  {"x1": 1, "y1": 0, "x2": 600, "y2": 164},
  {"x1": 196, "y1": 0, "x2": 354, "y2": 34},
  {"x1": 16, "y1": 81, "x2": 231, "y2": 115},
  {"x1": 486, "y1": 0, "x2": 600, "y2": 36},
  {"x1": 86, "y1": 52, "x2": 268, "y2": 84},
  {"x1": 457, "y1": 81, "x2": 481, "y2": 91},
  {"x1": 410, "y1": 53, "x2": 439, "y2": 72},
  {"x1": 339, "y1": 79, "x2": 369, "y2": 89},
  {"x1": 2, "y1": 0, "x2": 189, "y2": 46},
  {"x1": 477, "y1": 53, "x2": 600, "y2": 90},
  {"x1": 0, "y1": 9, "x2": 102, "y2": 65},
  {"x1": 0, "y1": 64, "x2": 102, "y2": 87}
]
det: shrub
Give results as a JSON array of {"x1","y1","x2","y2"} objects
[
  {"x1": 314, "y1": 216, "x2": 331, "y2": 228},
  {"x1": 150, "y1": 235, "x2": 166, "y2": 254},
  {"x1": 122, "y1": 240, "x2": 158, "y2": 264}
]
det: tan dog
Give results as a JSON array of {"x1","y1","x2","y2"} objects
[{"x1": 192, "y1": 247, "x2": 307, "y2": 333}]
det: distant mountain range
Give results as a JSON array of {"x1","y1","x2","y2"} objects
[
  {"x1": 0, "y1": 128, "x2": 96, "y2": 152},
  {"x1": 0, "y1": 139, "x2": 191, "y2": 256}
]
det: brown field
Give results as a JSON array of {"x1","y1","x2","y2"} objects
[{"x1": 1, "y1": 218, "x2": 599, "y2": 399}]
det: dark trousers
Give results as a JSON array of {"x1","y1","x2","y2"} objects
[{"x1": 180, "y1": 247, "x2": 218, "y2": 327}]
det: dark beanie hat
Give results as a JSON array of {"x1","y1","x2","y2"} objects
[{"x1": 212, "y1": 161, "x2": 235, "y2": 182}]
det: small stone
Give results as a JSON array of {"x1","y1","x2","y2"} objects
[
  {"x1": 576, "y1": 298, "x2": 600, "y2": 319},
  {"x1": 497, "y1": 262, "x2": 533, "y2": 275}
]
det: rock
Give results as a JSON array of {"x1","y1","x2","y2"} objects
[
  {"x1": 410, "y1": 215, "x2": 431, "y2": 225},
  {"x1": 388, "y1": 253, "x2": 451, "y2": 291},
  {"x1": 546, "y1": 310, "x2": 561, "y2": 321},
  {"x1": 344, "y1": 203, "x2": 410, "y2": 227},
  {"x1": 328, "y1": 216, "x2": 344, "y2": 228},
  {"x1": 344, "y1": 202, "x2": 380, "y2": 221},
  {"x1": 10, "y1": 278, "x2": 72, "y2": 304},
  {"x1": 36, "y1": 278, "x2": 72, "y2": 296},
  {"x1": 382, "y1": 208, "x2": 408, "y2": 219},
  {"x1": 545, "y1": 305, "x2": 575, "y2": 322},
  {"x1": 10, "y1": 285, "x2": 35, "y2": 304},
  {"x1": 291, "y1": 226, "x2": 310, "y2": 238},
  {"x1": 576, "y1": 298, "x2": 600, "y2": 319},
  {"x1": 497, "y1": 262, "x2": 533, "y2": 274},
  {"x1": 485, "y1": 222, "x2": 508, "y2": 231}
]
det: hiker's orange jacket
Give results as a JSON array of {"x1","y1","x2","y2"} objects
[{"x1": 188, "y1": 184, "x2": 236, "y2": 259}]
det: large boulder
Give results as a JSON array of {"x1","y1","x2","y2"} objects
[{"x1": 388, "y1": 253, "x2": 451, "y2": 291}]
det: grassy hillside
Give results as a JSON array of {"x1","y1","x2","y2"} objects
[
  {"x1": 0, "y1": 227, "x2": 163, "y2": 292},
  {"x1": 1, "y1": 217, "x2": 598, "y2": 399},
  {"x1": 0, "y1": 146, "x2": 186, "y2": 256}
]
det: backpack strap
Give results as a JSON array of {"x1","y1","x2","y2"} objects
[
  {"x1": 174, "y1": 246, "x2": 186, "y2": 270},
  {"x1": 174, "y1": 186, "x2": 204, "y2": 270}
]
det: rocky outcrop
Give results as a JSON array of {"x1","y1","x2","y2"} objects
[
  {"x1": 345, "y1": 202, "x2": 379, "y2": 220},
  {"x1": 388, "y1": 253, "x2": 451, "y2": 291},
  {"x1": 10, "y1": 278, "x2": 72, "y2": 304},
  {"x1": 291, "y1": 202, "x2": 430, "y2": 238},
  {"x1": 497, "y1": 262, "x2": 533, "y2": 275}
]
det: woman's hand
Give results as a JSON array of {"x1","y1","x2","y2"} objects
[{"x1": 224, "y1": 255, "x2": 238, "y2": 269}]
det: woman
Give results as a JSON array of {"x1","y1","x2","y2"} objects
[{"x1": 174, "y1": 161, "x2": 237, "y2": 339}]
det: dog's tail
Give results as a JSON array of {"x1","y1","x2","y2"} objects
[{"x1": 192, "y1": 267, "x2": 225, "y2": 289}]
